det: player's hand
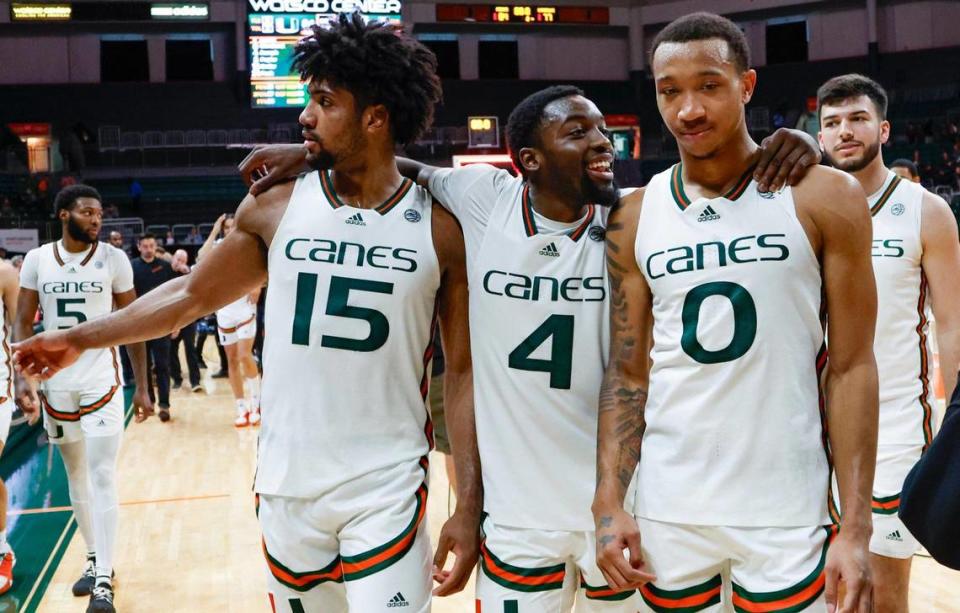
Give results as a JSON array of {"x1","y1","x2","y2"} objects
[
  {"x1": 754, "y1": 128, "x2": 822, "y2": 193},
  {"x1": 132, "y1": 385, "x2": 155, "y2": 423},
  {"x1": 593, "y1": 507, "x2": 656, "y2": 591},
  {"x1": 12, "y1": 330, "x2": 81, "y2": 381},
  {"x1": 212, "y1": 213, "x2": 227, "y2": 232},
  {"x1": 14, "y1": 373, "x2": 40, "y2": 425},
  {"x1": 238, "y1": 144, "x2": 308, "y2": 196},
  {"x1": 432, "y1": 509, "x2": 480, "y2": 596},
  {"x1": 824, "y1": 529, "x2": 873, "y2": 613}
]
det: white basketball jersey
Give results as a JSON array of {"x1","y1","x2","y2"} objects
[
  {"x1": 19, "y1": 241, "x2": 132, "y2": 391},
  {"x1": 869, "y1": 171, "x2": 935, "y2": 448},
  {"x1": 635, "y1": 164, "x2": 829, "y2": 527},
  {"x1": 256, "y1": 170, "x2": 440, "y2": 498},
  {"x1": 213, "y1": 238, "x2": 257, "y2": 323},
  {"x1": 430, "y1": 164, "x2": 610, "y2": 531}
]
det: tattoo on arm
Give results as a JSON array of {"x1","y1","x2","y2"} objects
[{"x1": 599, "y1": 535, "x2": 615, "y2": 547}]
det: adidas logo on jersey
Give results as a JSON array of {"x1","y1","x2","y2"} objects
[
  {"x1": 386, "y1": 592, "x2": 409, "y2": 607},
  {"x1": 345, "y1": 213, "x2": 366, "y2": 226},
  {"x1": 538, "y1": 242, "x2": 560, "y2": 257},
  {"x1": 886, "y1": 530, "x2": 903, "y2": 542},
  {"x1": 697, "y1": 205, "x2": 720, "y2": 222}
]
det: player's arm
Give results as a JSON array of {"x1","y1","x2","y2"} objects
[
  {"x1": 14, "y1": 195, "x2": 270, "y2": 379},
  {"x1": 196, "y1": 213, "x2": 226, "y2": 262},
  {"x1": 0, "y1": 262, "x2": 17, "y2": 329},
  {"x1": 753, "y1": 127, "x2": 822, "y2": 192},
  {"x1": 113, "y1": 288, "x2": 154, "y2": 421},
  {"x1": 799, "y1": 167, "x2": 877, "y2": 613},
  {"x1": 920, "y1": 191, "x2": 960, "y2": 401},
  {"x1": 593, "y1": 189, "x2": 656, "y2": 591},
  {"x1": 13, "y1": 252, "x2": 41, "y2": 417},
  {"x1": 396, "y1": 157, "x2": 440, "y2": 188},
  {"x1": 430, "y1": 202, "x2": 480, "y2": 597}
]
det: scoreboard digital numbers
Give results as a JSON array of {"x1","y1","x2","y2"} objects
[
  {"x1": 435, "y1": 4, "x2": 608, "y2": 25},
  {"x1": 248, "y1": 0, "x2": 401, "y2": 109}
]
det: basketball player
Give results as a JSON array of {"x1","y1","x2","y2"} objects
[
  {"x1": 240, "y1": 81, "x2": 820, "y2": 610},
  {"x1": 817, "y1": 73, "x2": 960, "y2": 613},
  {"x1": 198, "y1": 214, "x2": 262, "y2": 427},
  {"x1": 593, "y1": 13, "x2": 878, "y2": 613},
  {"x1": 14, "y1": 14, "x2": 479, "y2": 612},
  {"x1": 890, "y1": 159, "x2": 921, "y2": 183},
  {"x1": 0, "y1": 260, "x2": 19, "y2": 594},
  {"x1": 13, "y1": 184, "x2": 152, "y2": 613}
]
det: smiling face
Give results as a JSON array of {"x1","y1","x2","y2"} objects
[
  {"x1": 652, "y1": 38, "x2": 756, "y2": 160},
  {"x1": 818, "y1": 94, "x2": 889, "y2": 173},
  {"x1": 298, "y1": 79, "x2": 368, "y2": 171},
  {"x1": 523, "y1": 95, "x2": 618, "y2": 207}
]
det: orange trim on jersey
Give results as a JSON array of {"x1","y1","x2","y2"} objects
[
  {"x1": 871, "y1": 494, "x2": 900, "y2": 513},
  {"x1": 218, "y1": 315, "x2": 256, "y2": 334},
  {"x1": 568, "y1": 206, "x2": 596, "y2": 242},
  {"x1": 480, "y1": 541, "x2": 566, "y2": 588},
  {"x1": 320, "y1": 170, "x2": 413, "y2": 216},
  {"x1": 375, "y1": 179, "x2": 413, "y2": 215},
  {"x1": 640, "y1": 583, "x2": 722, "y2": 609},
  {"x1": 916, "y1": 274, "x2": 934, "y2": 450},
  {"x1": 730, "y1": 575, "x2": 826, "y2": 612},
  {"x1": 724, "y1": 163, "x2": 757, "y2": 202},
  {"x1": 870, "y1": 175, "x2": 901, "y2": 217},
  {"x1": 40, "y1": 385, "x2": 119, "y2": 422},
  {"x1": 2, "y1": 334, "x2": 11, "y2": 399},
  {"x1": 52, "y1": 242, "x2": 66, "y2": 266},
  {"x1": 80, "y1": 241, "x2": 99, "y2": 266},
  {"x1": 52, "y1": 241, "x2": 98, "y2": 267},
  {"x1": 521, "y1": 185, "x2": 537, "y2": 236}
]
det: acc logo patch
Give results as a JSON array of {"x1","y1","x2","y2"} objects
[
  {"x1": 95, "y1": 260, "x2": 104, "y2": 269},
  {"x1": 891, "y1": 203, "x2": 905, "y2": 216},
  {"x1": 403, "y1": 209, "x2": 422, "y2": 223},
  {"x1": 588, "y1": 226, "x2": 606, "y2": 242}
]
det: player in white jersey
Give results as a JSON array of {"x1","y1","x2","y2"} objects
[
  {"x1": 817, "y1": 74, "x2": 960, "y2": 613},
  {"x1": 198, "y1": 214, "x2": 262, "y2": 427},
  {"x1": 13, "y1": 185, "x2": 152, "y2": 613},
  {"x1": 594, "y1": 14, "x2": 879, "y2": 613},
  {"x1": 14, "y1": 15, "x2": 480, "y2": 612},
  {"x1": 239, "y1": 77, "x2": 819, "y2": 610},
  {"x1": 0, "y1": 261, "x2": 19, "y2": 594}
]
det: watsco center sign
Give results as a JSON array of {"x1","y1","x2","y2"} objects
[{"x1": 248, "y1": 0, "x2": 401, "y2": 108}]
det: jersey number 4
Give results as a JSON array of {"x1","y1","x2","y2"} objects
[
  {"x1": 508, "y1": 314, "x2": 574, "y2": 389},
  {"x1": 291, "y1": 273, "x2": 392, "y2": 352}
]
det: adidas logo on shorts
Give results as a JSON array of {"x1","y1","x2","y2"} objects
[
  {"x1": 539, "y1": 242, "x2": 560, "y2": 257},
  {"x1": 386, "y1": 591, "x2": 409, "y2": 607},
  {"x1": 697, "y1": 205, "x2": 721, "y2": 222},
  {"x1": 886, "y1": 530, "x2": 903, "y2": 542},
  {"x1": 346, "y1": 213, "x2": 366, "y2": 226}
]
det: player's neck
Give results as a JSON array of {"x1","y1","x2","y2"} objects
[
  {"x1": 60, "y1": 233, "x2": 93, "y2": 254},
  {"x1": 678, "y1": 135, "x2": 759, "y2": 199},
  {"x1": 328, "y1": 153, "x2": 404, "y2": 210},
  {"x1": 850, "y1": 154, "x2": 890, "y2": 197},
  {"x1": 526, "y1": 182, "x2": 589, "y2": 224}
]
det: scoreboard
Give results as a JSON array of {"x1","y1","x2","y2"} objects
[{"x1": 248, "y1": 0, "x2": 401, "y2": 109}]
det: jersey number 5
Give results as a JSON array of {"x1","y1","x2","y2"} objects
[
  {"x1": 291, "y1": 273, "x2": 393, "y2": 352},
  {"x1": 508, "y1": 314, "x2": 574, "y2": 389},
  {"x1": 57, "y1": 298, "x2": 87, "y2": 329}
]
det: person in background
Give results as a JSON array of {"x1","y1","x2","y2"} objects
[
  {"x1": 890, "y1": 159, "x2": 921, "y2": 183},
  {"x1": 131, "y1": 233, "x2": 177, "y2": 421},
  {"x1": 169, "y1": 250, "x2": 202, "y2": 392},
  {"x1": 9, "y1": 256, "x2": 22, "y2": 272},
  {"x1": 107, "y1": 231, "x2": 125, "y2": 252},
  {"x1": 165, "y1": 231, "x2": 175, "y2": 246},
  {"x1": 184, "y1": 227, "x2": 203, "y2": 245}
]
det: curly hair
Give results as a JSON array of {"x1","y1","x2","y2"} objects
[
  {"x1": 292, "y1": 12, "x2": 442, "y2": 145},
  {"x1": 506, "y1": 85, "x2": 584, "y2": 176},
  {"x1": 650, "y1": 12, "x2": 750, "y2": 73},
  {"x1": 54, "y1": 184, "x2": 101, "y2": 212}
]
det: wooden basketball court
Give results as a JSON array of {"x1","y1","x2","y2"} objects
[{"x1": 0, "y1": 352, "x2": 955, "y2": 612}]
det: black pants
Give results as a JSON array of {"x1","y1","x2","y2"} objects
[
  {"x1": 196, "y1": 317, "x2": 228, "y2": 374},
  {"x1": 170, "y1": 322, "x2": 201, "y2": 387},
  {"x1": 146, "y1": 337, "x2": 172, "y2": 408}
]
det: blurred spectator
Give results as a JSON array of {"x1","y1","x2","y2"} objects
[
  {"x1": 108, "y1": 230, "x2": 125, "y2": 251},
  {"x1": 10, "y1": 255, "x2": 22, "y2": 271},
  {"x1": 795, "y1": 97, "x2": 819, "y2": 141},
  {"x1": 890, "y1": 159, "x2": 921, "y2": 183},
  {"x1": 169, "y1": 249, "x2": 202, "y2": 392},
  {"x1": 184, "y1": 227, "x2": 203, "y2": 245},
  {"x1": 165, "y1": 231, "x2": 175, "y2": 246},
  {"x1": 129, "y1": 179, "x2": 142, "y2": 209}
]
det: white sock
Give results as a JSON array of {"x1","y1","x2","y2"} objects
[
  {"x1": 86, "y1": 434, "x2": 121, "y2": 581},
  {"x1": 235, "y1": 398, "x2": 247, "y2": 416},
  {"x1": 244, "y1": 377, "x2": 260, "y2": 411}
]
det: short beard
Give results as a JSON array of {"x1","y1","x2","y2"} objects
[
  {"x1": 66, "y1": 216, "x2": 96, "y2": 244},
  {"x1": 583, "y1": 175, "x2": 621, "y2": 207},
  {"x1": 823, "y1": 140, "x2": 881, "y2": 173},
  {"x1": 306, "y1": 149, "x2": 336, "y2": 171}
]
